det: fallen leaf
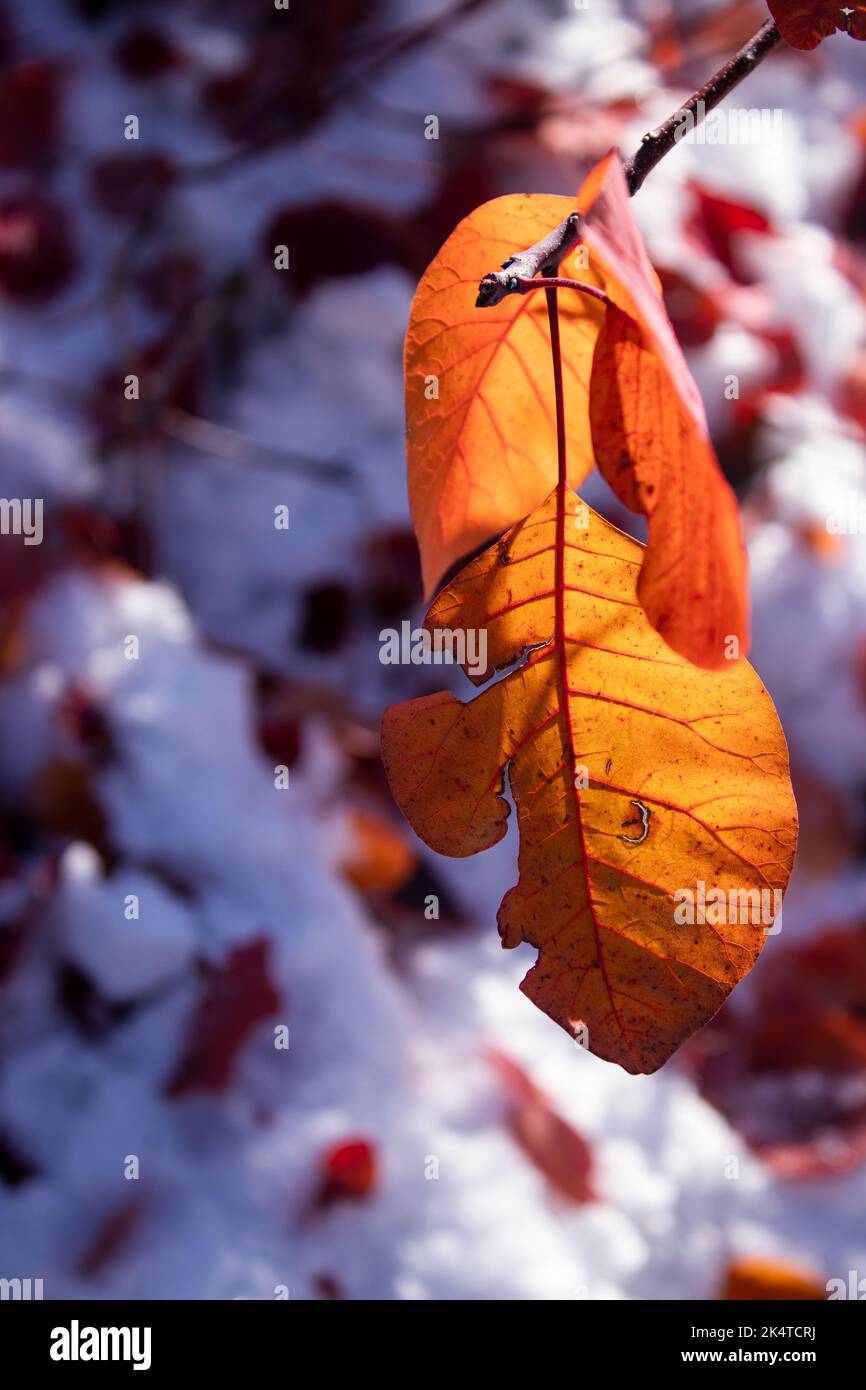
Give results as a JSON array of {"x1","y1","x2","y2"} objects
[
  {"x1": 693, "y1": 921, "x2": 866, "y2": 1179},
  {"x1": 721, "y1": 1255, "x2": 826, "y2": 1300},
  {"x1": 405, "y1": 193, "x2": 605, "y2": 597},
  {"x1": 340, "y1": 807, "x2": 417, "y2": 895},
  {"x1": 316, "y1": 1138, "x2": 378, "y2": 1208},
  {"x1": 382, "y1": 487, "x2": 796, "y2": 1073},
  {"x1": 28, "y1": 758, "x2": 113, "y2": 861},
  {"x1": 583, "y1": 155, "x2": 750, "y2": 668},
  {"x1": 164, "y1": 938, "x2": 281, "y2": 1097},
  {"x1": 489, "y1": 1049, "x2": 596, "y2": 1202},
  {"x1": 767, "y1": 1, "x2": 866, "y2": 49},
  {"x1": 76, "y1": 1197, "x2": 144, "y2": 1279},
  {"x1": 311, "y1": 1272, "x2": 345, "y2": 1298}
]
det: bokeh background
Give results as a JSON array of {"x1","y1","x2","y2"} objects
[{"x1": 0, "y1": 0, "x2": 865, "y2": 1301}]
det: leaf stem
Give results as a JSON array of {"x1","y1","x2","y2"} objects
[
  {"x1": 545, "y1": 288, "x2": 567, "y2": 493},
  {"x1": 513, "y1": 276, "x2": 611, "y2": 305}
]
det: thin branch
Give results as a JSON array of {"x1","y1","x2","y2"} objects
[
  {"x1": 623, "y1": 18, "x2": 783, "y2": 195},
  {"x1": 160, "y1": 407, "x2": 360, "y2": 490},
  {"x1": 476, "y1": 212, "x2": 583, "y2": 306},
  {"x1": 477, "y1": 18, "x2": 784, "y2": 308}
]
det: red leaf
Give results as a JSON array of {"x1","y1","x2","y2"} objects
[
  {"x1": 76, "y1": 1197, "x2": 144, "y2": 1279},
  {"x1": 311, "y1": 1272, "x2": 345, "y2": 1298},
  {"x1": 489, "y1": 1050, "x2": 596, "y2": 1203},
  {"x1": 164, "y1": 938, "x2": 281, "y2": 1097},
  {"x1": 657, "y1": 265, "x2": 721, "y2": 348},
  {"x1": 692, "y1": 921, "x2": 866, "y2": 1179},
  {"x1": 0, "y1": 61, "x2": 60, "y2": 170},
  {"x1": 583, "y1": 154, "x2": 749, "y2": 668},
  {"x1": 263, "y1": 200, "x2": 424, "y2": 297},
  {"x1": 768, "y1": 2, "x2": 866, "y2": 50},
  {"x1": 687, "y1": 184, "x2": 774, "y2": 285},
  {"x1": 0, "y1": 195, "x2": 75, "y2": 302},
  {"x1": 316, "y1": 1138, "x2": 378, "y2": 1208}
]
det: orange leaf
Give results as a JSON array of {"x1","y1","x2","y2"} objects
[
  {"x1": 381, "y1": 487, "x2": 796, "y2": 1074},
  {"x1": 721, "y1": 1256, "x2": 826, "y2": 1301},
  {"x1": 339, "y1": 807, "x2": 416, "y2": 895},
  {"x1": 583, "y1": 154, "x2": 749, "y2": 668},
  {"x1": 405, "y1": 194, "x2": 605, "y2": 597},
  {"x1": 767, "y1": 2, "x2": 866, "y2": 49}
]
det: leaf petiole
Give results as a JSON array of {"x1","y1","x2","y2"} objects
[{"x1": 512, "y1": 276, "x2": 611, "y2": 306}]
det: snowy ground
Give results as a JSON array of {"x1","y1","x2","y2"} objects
[{"x1": 0, "y1": 0, "x2": 865, "y2": 1300}]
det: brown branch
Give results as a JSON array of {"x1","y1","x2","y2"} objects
[
  {"x1": 623, "y1": 18, "x2": 783, "y2": 196},
  {"x1": 476, "y1": 212, "x2": 583, "y2": 306},
  {"x1": 477, "y1": 18, "x2": 784, "y2": 308}
]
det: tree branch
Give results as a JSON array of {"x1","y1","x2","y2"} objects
[
  {"x1": 623, "y1": 18, "x2": 783, "y2": 196},
  {"x1": 477, "y1": 18, "x2": 784, "y2": 308},
  {"x1": 476, "y1": 212, "x2": 583, "y2": 306}
]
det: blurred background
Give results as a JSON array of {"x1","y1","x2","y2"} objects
[{"x1": 0, "y1": 0, "x2": 865, "y2": 1301}]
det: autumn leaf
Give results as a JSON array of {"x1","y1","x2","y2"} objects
[
  {"x1": 721, "y1": 1256, "x2": 826, "y2": 1301},
  {"x1": 164, "y1": 938, "x2": 280, "y2": 1097},
  {"x1": 381, "y1": 481, "x2": 796, "y2": 1074},
  {"x1": 489, "y1": 1049, "x2": 596, "y2": 1202},
  {"x1": 316, "y1": 1138, "x2": 378, "y2": 1208},
  {"x1": 767, "y1": 2, "x2": 866, "y2": 50},
  {"x1": 405, "y1": 193, "x2": 605, "y2": 597},
  {"x1": 339, "y1": 807, "x2": 416, "y2": 896},
  {"x1": 406, "y1": 152, "x2": 749, "y2": 668},
  {"x1": 693, "y1": 920, "x2": 866, "y2": 1179},
  {"x1": 582, "y1": 154, "x2": 749, "y2": 669},
  {"x1": 76, "y1": 1197, "x2": 145, "y2": 1279}
]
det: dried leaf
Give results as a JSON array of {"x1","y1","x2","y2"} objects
[
  {"x1": 721, "y1": 1255, "x2": 826, "y2": 1300},
  {"x1": 694, "y1": 921, "x2": 866, "y2": 1178},
  {"x1": 340, "y1": 807, "x2": 417, "y2": 895},
  {"x1": 316, "y1": 1138, "x2": 378, "y2": 1208},
  {"x1": 583, "y1": 154, "x2": 749, "y2": 668},
  {"x1": 164, "y1": 938, "x2": 280, "y2": 1097},
  {"x1": 382, "y1": 489, "x2": 796, "y2": 1073},
  {"x1": 489, "y1": 1049, "x2": 596, "y2": 1202},
  {"x1": 406, "y1": 194, "x2": 604, "y2": 597}
]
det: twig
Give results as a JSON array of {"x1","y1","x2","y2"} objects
[
  {"x1": 477, "y1": 19, "x2": 783, "y2": 308},
  {"x1": 476, "y1": 213, "x2": 583, "y2": 307},
  {"x1": 623, "y1": 18, "x2": 783, "y2": 195},
  {"x1": 160, "y1": 407, "x2": 360, "y2": 491}
]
